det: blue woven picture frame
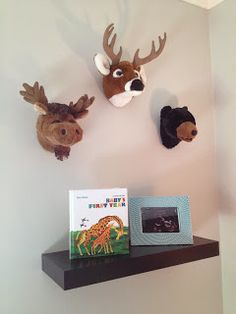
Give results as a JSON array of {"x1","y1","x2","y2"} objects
[{"x1": 129, "y1": 196, "x2": 193, "y2": 245}]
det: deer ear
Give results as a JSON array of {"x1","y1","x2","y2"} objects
[
  {"x1": 139, "y1": 65, "x2": 147, "y2": 84},
  {"x1": 94, "y1": 53, "x2": 111, "y2": 76}
]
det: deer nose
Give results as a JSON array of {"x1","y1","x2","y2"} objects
[
  {"x1": 130, "y1": 79, "x2": 144, "y2": 91},
  {"x1": 192, "y1": 130, "x2": 197, "y2": 136}
]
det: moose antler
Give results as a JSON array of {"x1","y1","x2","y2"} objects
[
  {"x1": 20, "y1": 82, "x2": 48, "y2": 114},
  {"x1": 103, "y1": 23, "x2": 123, "y2": 66},
  {"x1": 133, "y1": 32, "x2": 167, "y2": 67},
  {"x1": 69, "y1": 94, "x2": 95, "y2": 119}
]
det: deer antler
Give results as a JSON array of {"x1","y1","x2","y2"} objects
[
  {"x1": 133, "y1": 32, "x2": 167, "y2": 67},
  {"x1": 20, "y1": 82, "x2": 48, "y2": 114},
  {"x1": 69, "y1": 94, "x2": 95, "y2": 119},
  {"x1": 103, "y1": 23, "x2": 123, "y2": 66}
]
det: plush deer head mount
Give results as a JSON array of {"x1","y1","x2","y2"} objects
[
  {"x1": 94, "y1": 23, "x2": 167, "y2": 108},
  {"x1": 20, "y1": 82, "x2": 95, "y2": 160}
]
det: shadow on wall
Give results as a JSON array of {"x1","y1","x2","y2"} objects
[
  {"x1": 90, "y1": 141, "x2": 216, "y2": 234},
  {"x1": 51, "y1": 0, "x2": 130, "y2": 88},
  {"x1": 149, "y1": 88, "x2": 178, "y2": 135},
  {"x1": 45, "y1": 233, "x2": 68, "y2": 253},
  {"x1": 216, "y1": 150, "x2": 236, "y2": 215}
]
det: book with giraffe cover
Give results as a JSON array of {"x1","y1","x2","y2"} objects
[{"x1": 69, "y1": 188, "x2": 129, "y2": 259}]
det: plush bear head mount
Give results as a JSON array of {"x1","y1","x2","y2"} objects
[
  {"x1": 160, "y1": 105, "x2": 198, "y2": 149},
  {"x1": 20, "y1": 82, "x2": 95, "y2": 160},
  {"x1": 94, "y1": 23, "x2": 167, "y2": 108}
]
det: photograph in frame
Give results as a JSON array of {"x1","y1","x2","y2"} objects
[{"x1": 141, "y1": 207, "x2": 180, "y2": 233}]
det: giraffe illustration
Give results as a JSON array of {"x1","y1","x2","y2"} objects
[
  {"x1": 84, "y1": 215, "x2": 126, "y2": 249},
  {"x1": 74, "y1": 230, "x2": 90, "y2": 256},
  {"x1": 91, "y1": 224, "x2": 114, "y2": 255}
]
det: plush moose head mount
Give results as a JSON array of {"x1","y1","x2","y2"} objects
[
  {"x1": 160, "y1": 105, "x2": 198, "y2": 149},
  {"x1": 20, "y1": 82, "x2": 95, "y2": 160},
  {"x1": 94, "y1": 23, "x2": 167, "y2": 108}
]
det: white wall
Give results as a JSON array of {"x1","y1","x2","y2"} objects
[
  {"x1": 1, "y1": 0, "x2": 222, "y2": 313},
  {"x1": 209, "y1": 1, "x2": 236, "y2": 313}
]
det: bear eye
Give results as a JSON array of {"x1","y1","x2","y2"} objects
[{"x1": 113, "y1": 69, "x2": 123, "y2": 78}]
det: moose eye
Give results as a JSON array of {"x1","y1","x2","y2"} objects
[
  {"x1": 113, "y1": 69, "x2": 123, "y2": 78},
  {"x1": 69, "y1": 120, "x2": 76, "y2": 123},
  {"x1": 52, "y1": 120, "x2": 61, "y2": 124}
]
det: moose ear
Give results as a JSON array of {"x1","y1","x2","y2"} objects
[
  {"x1": 75, "y1": 111, "x2": 89, "y2": 119},
  {"x1": 94, "y1": 53, "x2": 111, "y2": 76},
  {"x1": 33, "y1": 102, "x2": 48, "y2": 115}
]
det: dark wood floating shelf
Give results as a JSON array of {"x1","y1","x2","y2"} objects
[{"x1": 42, "y1": 236, "x2": 219, "y2": 290}]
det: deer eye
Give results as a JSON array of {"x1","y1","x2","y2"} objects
[
  {"x1": 134, "y1": 70, "x2": 140, "y2": 77},
  {"x1": 52, "y1": 120, "x2": 61, "y2": 124},
  {"x1": 113, "y1": 69, "x2": 123, "y2": 78}
]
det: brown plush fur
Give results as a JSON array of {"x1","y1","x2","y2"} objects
[
  {"x1": 176, "y1": 122, "x2": 197, "y2": 142},
  {"x1": 36, "y1": 114, "x2": 83, "y2": 153},
  {"x1": 103, "y1": 61, "x2": 140, "y2": 99},
  {"x1": 96, "y1": 24, "x2": 167, "y2": 104},
  {"x1": 20, "y1": 82, "x2": 94, "y2": 161}
]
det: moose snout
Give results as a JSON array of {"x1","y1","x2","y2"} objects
[
  {"x1": 60, "y1": 127, "x2": 81, "y2": 136},
  {"x1": 51, "y1": 123, "x2": 83, "y2": 146},
  {"x1": 130, "y1": 79, "x2": 144, "y2": 91}
]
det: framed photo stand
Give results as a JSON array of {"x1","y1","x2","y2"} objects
[{"x1": 129, "y1": 196, "x2": 193, "y2": 246}]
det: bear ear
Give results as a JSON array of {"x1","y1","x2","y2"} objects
[
  {"x1": 183, "y1": 106, "x2": 188, "y2": 110},
  {"x1": 161, "y1": 106, "x2": 172, "y2": 118}
]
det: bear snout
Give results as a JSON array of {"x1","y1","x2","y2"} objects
[{"x1": 176, "y1": 122, "x2": 198, "y2": 142}]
